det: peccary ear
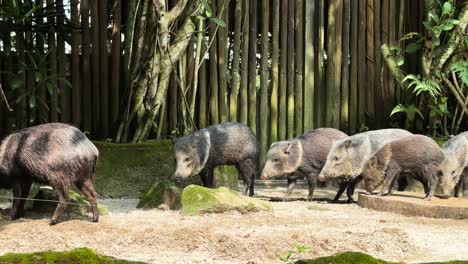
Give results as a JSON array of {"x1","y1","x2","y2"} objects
[
  {"x1": 284, "y1": 142, "x2": 293, "y2": 154},
  {"x1": 344, "y1": 139, "x2": 352, "y2": 148}
]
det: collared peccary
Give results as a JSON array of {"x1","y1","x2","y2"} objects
[
  {"x1": 260, "y1": 128, "x2": 359, "y2": 201},
  {"x1": 438, "y1": 131, "x2": 468, "y2": 198},
  {"x1": 174, "y1": 122, "x2": 258, "y2": 196},
  {"x1": 361, "y1": 135, "x2": 444, "y2": 200},
  {"x1": 0, "y1": 123, "x2": 99, "y2": 225},
  {"x1": 318, "y1": 129, "x2": 412, "y2": 181}
]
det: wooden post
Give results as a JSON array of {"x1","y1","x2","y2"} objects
[
  {"x1": 287, "y1": 0, "x2": 295, "y2": 138},
  {"x1": 278, "y1": 0, "x2": 288, "y2": 140},
  {"x1": 366, "y1": 0, "x2": 375, "y2": 128},
  {"x1": 304, "y1": 0, "x2": 315, "y2": 131},
  {"x1": 71, "y1": 0, "x2": 82, "y2": 128},
  {"x1": 349, "y1": 0, "x2": 358, "y2": 133},
  {"x1": 248, "y1": 0, "x2": 257, "y2": 133},
  {"x1": 81, "y1": 0, "x2": 92, "y2": 132},
  {"x1": 209, "y1": 0, "x2": 219, "y2": 124},
  {"x1": 326, "y1": 0, "x2": 336, "y2": 128},
  {"x1": 333, "y1": 0, "x2": 343, "y2": 129},
  {"x1": 240, "y1": 0, "x2": 249, "y2": 125},
  {"x1": 90, "y1": 0, "x2": 100, "y2": 134},
  {"x1": 99, "y1": 0, "x2": 109, "y2": 137},
  {"x1": 341, "y1": 0, "x2": 351, "y2": 132},
  {"x1": 217, "y1": 0, "x2": 229, "y2": 123},
  {"x1": 316, "y1": 0, "x2": 325, "y2": 128},
  {"x1": 260, "y1": 0, "x2": 269, "y2": 160},
  {"x1": 110, "y1": 0, "x2": 122, "y2": 131},
  {"x1": 357, "y1": 0, "x2": 367, "y2": 130},
  {"x1": 270, "y1": 0, "x2": 280, "y2": 142},
  {"x1": 295, "y1": 0, "x2": 304, "y2": 135}
]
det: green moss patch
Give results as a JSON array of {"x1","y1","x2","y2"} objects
[
  {"x1": 93, "y1": 140, "x2": 174, "y2": 198},
  {"x1": 213, "y1": 166, "x2": 239, "y2": 190},
  {"x1": 295, "y1": 252, "x2": 394, "y2": 264},
  {"x1": 181, "y1": 185, "x2": 271, "y2": 215},
  {"x1": 137, "y1": 181, "x2": 182, "y2": 210},
  {"x1": 295, "y1": 252, "x2": 468, "y2": 264},
  {"x1": 0, "y1": 248, "x2": 144, "y2": 264}
]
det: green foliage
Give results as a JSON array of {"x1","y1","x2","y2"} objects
[
  {"x1": 403, "y1": 75, "x2": 442, "y2": 98},
  {"x1": 0, "y1": 248, "x2": 144, "y2": 264},
  {"x1": 451, "y1": 61, "x2": 468, "y2": 87},
  {"x1": 295, "y1": 252, "x2": 394, "y2": 264},
  {"x1": 279, "y1": 243, "x2": 311, "y2": 263},
  {"x1": 9, "y1": 49, "x2": 71, "y2": 121}
]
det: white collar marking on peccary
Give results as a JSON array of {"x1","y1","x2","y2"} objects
[
  {"x1": 200, "y1": 130, "x2": 211, "y2": 170},
  {"x1": 284, "y1": 139, "x2": 303, "y2": 174}
]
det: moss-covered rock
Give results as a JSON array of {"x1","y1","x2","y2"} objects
[
  {"x1": 180, "y1": 185, "x2": 272, "y2": 215},
  {"x1": 295, "y1": 252, "x2": 393, "y2": 264},
  {"x1": 26, "y1": 185, "x2": 107, "y2": 215},
  {"x1": 136, "y1": 181, "x2": 182, "y2": 210},
  {"x1": 93, "y1": 140, "x2": 174, "y2": 198},
  {"x1": 0, "y1": 248, "x2": 144, "y2": 264}
]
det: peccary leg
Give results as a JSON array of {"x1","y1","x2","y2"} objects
[
  {"x1": 454, "y1": 180, "x2": 461, "y2": 198},
  {"x1": 238, "y1": 159, "x2": 255, "y2": 196},
  {"x1": 200, "y1": 168, "x2": 214, "y2": 188},
  {"x1": 50, "y1": 187, "x2": 70, "y2": 225},
  {"x1": 424, "y1": 167, "x2": 439, "y2": 201},
  {"x1": 77, "y1": 179, "x2": 99, "y2": 223},
  {"x1": 9, "y1": 181, "x2": 32, "y2": 220},
  {"x1": 346, "y1": 176, "x2": 361, "y2": 202},
  {"x1": 461, "y1": 168, "x2": 468, "y2": 198},
  {"x1": 379, "y1": 162, "x2": 400, "y2": 196},
  {"x1": 397, "y1": 175, "x2": 408, "y2": 191},
  {"x1": 284, "y1": 177, "x2": 297, "y2": 202},
  {"x1": 306, "y1": 174, "x2": 317, "y2": 201},
  {"x1": 333, "y1": 180, "x2": 347, "y2": 202}
]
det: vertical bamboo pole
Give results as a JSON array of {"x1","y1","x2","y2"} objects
[
  {"x1": 239, "y1": 0, "x2": 249, "y2": 125},
  {"x1": 357, "y1": 0, "x2": 367, "y2": 129},
  {"x1": 366, "y1": 0, "x2": 375, "y2": 128},
  {"x1": 326, "y1": 1, "x2": 336, "y2": 128},
  {"x1": 170, "y1": 74, "x2": 178, "y2": 132},
  {"x1": 304, "y1": 0, "x2": 315, "y2": 132},
  {"x1": 248, "y1": 0, "x2": 257, "y2": 133},
  {"x1": 81, "y1": 0, "x2": 92, "y2": 132},
  {"x1": 381, "y1": 0, "x2": 389, "y2": 118},
  {"x1": 287, "y1": 0, "x2": 295, "y2": 138},
  {"x1": 35, "y1": 0, "x2": 47, "y2": 124},
  {"x1": 25, "y1": 0, "x2": 35, "y2": 126},
  {"x1": 110, "y1": 0, "x2": 122, "y2": 131},
  {"x1": 278, "y1": 0, "x2": 288, "y2": 140},
  {"x1": 333, "y1": 0, "x2": 343, "y2": 129},
  {"x1": 16, "y1": 28, "x2": 26, "y2": 128},
  {"x1": 341, "y1": 0, "x2": 351, "y2": 132},
  {"x1": 349, "y1": 0, "x2": 358, "y2": 133},
  {"x1": 47, "y1": 0, "x2": 58, "y2": 122},
  {"x1": 209, "y1": 0, "x2": 219, "y2": 124},
  {"x1": 57, "y1": 0, "x2": 69, "y2": 123},
  {"x1": 294, "y1": 0, "x2": 304, "y2": 135},
  {"x1": 218, "y1": 0, "x2": 228, "y2": 123},
  {"x1": 388, "y1": 0, "x2": 396, "y2": 107},
  {"x1": 270, "y1": 0, "x2": 280, "y2": 141},
  {"x1": 374, "y1": 0, "x2": 383, "y2": 127},
  {"x1": 315, "y1": 0, "x2": 325, "y2": 128},
  {"x1": 199, "y1": 43, "x2": 208, "y2": 128},
  {"x1": 229, "y1": 0, "x2": 242, "y2": 122},
  {"x1": 91, "y1": 0, "x2": 100, "y2": 135},
  {"x1": 99, "y1": 0, "x2": 109, "y2": 136},
  {"x1": 260, "y1": 0, "x2": 269, "y2": 160},
  {"x1": 71, "y1": 0, "x2": 81, "y2": 127}
]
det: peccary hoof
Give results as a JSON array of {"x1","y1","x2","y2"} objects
[
  {"x1": 346, "y1": 198, "x2": 354, "y2": 203},
  {"x1": 49, "y1": 219, "x2": 58, "y2": 226},
  {"x1": 92, "y1": 216, "x2": 99, "y2": 223},
  {"x1": 424, "y1": 196, "x2": 432, "y2": 201}
]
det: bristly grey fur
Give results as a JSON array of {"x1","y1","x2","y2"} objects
[
  {"x1": 0, "y1": 123, "x2": 100, "y2": 225},
  {"x1": 174, "y1": 122, "x2": 259, "y2": 196},
  {"x1": 439, "y1": 131, "x2": 468, "y2": 197}
]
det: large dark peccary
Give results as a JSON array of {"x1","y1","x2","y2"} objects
[
  {"x1": 319, "y1": 129, "x2": 412, "y2": 181},
  {"x1": 0, "y1": 123, "x2": 99, "y2": 225},
  {"x1": 439, "y1": 131, "x2": 468, "y2": 198},
  {"x1": 174, "y1": 122, "x2": 259, "y2": 196},
  {"x1": 361, "y1": 135, "x2": 444, "y2": 200},
  {"x1": 260, "y1": 128, "x2": 359, "y2": 202}
]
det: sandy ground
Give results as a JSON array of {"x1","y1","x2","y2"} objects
[{"x1": 1, "y1": 185, "x2": 468, "y2": 264}]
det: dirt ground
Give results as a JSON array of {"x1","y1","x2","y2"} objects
[{"x1": 1, "y1": 185, "x2": 468, "y2": 264}]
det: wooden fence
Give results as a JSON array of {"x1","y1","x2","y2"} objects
[{"x1": 0, "y1": 0, "x2": 425, "y2": 154}]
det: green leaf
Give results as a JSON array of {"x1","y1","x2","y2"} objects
[
  {"x1": 34, "y1": 71, "x2": 43, "y2": 82},
  {"x1": 11, "y1": 78, "x2": 25, "y2": 90},
  {"x1": 390, "y1": 104, "x2": 407, "y2": 116},
  {"x1": 440, "y1": 19, "x2": 460, "y2": 31},
  {"x1": 209, "y1": 17, "x2": 226, "y2": 28},
  {"x1": 201, "y1": 0, "x2": 212, "y2": 18},
  {"x1": 442, "y1": 2, "x2": 452, "y2": 14},
  {"x1": 29, "y1": 95, "x2": 36, "y2": 109},
  {"x1": 405, "y1": 42, "x2": 422, "y2": 54},
  {"x1": 196, "y1": 15, "x2": 205, "y2": 20},
  {"x1": 428, "y1": 11, "x2": 440, "y2": 23},
  {"x1": 395, "y1": 55, "x2": 404, "y2": 66},
  {"x1": 388, "y1": 45, "x2": 401, "y2": 52}
]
